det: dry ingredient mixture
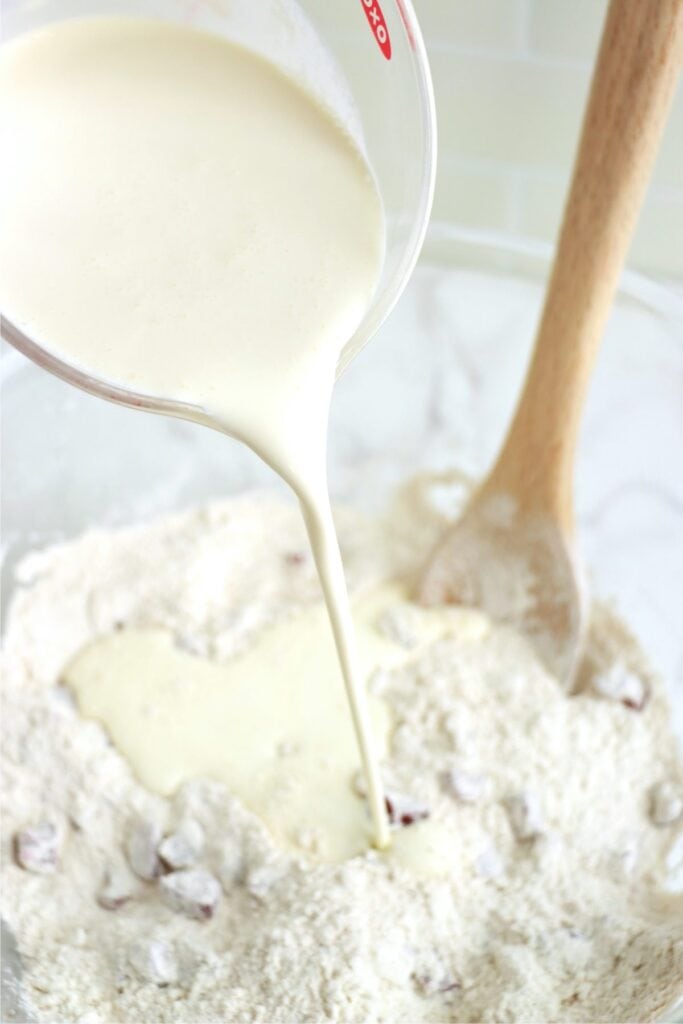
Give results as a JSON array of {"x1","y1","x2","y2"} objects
[{"x1": 1, "y1": 484, "x2": 682, "y2": 1023}]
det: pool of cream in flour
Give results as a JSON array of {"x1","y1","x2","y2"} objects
[
  {"x1": 64, "y1": 580, "x2": 480, "y2": 863},
  {"x1": 0, "y1": 16, "x2": 391, "y2": 848}
]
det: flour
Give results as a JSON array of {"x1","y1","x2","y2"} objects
[{"x1": 1, "y1": 486, "x2": 682, "y2": 1023}]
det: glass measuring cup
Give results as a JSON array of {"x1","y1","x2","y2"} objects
[{"x1": 0, "y1": 0, "x2": 436, "y2": 420}]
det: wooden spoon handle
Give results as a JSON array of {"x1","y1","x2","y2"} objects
[{"x1": 488, "y1": 0, "x2": 683, "y2": 531}]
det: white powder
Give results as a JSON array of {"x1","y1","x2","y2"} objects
[{"x1": 1, "y1": 487, "x2": 682, "y2": 1023}]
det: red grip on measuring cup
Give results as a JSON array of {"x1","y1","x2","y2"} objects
[{"x1": 359, "y1": 0, "x2": 392, "y2": 60}]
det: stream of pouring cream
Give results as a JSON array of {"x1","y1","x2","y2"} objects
[{"x1": 0, "y1": 17, "x2": 390, "y2": 849}]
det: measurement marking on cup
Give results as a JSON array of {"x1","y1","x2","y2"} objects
[{"x1": 360, "y1": 0, "x2": 391, "y2": 60}]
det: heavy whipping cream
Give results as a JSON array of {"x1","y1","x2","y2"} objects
[
  {"x1": 0, "y1": 17, "x2": 389, "y2": 847},
  {"x1": 64, "y1": 581, "x2": 472, "y2": 862}
]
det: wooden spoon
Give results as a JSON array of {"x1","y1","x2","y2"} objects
[{"x1": 418, "y1": 0, "x2": 683, "y2": 688}]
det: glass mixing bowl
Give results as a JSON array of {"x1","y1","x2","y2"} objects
[{"x1": 2, "y1": 228, "x2": 682, "y2": 1021}]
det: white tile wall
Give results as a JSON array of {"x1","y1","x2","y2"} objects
[
  {"x1": 413, "y1": 0, "x2": 528, "y2": 51},
  {"x1": 414, "y1": 0, "x2": 683, "y2": 278},
  {"x1": 526, "y1": 0, "x2": 604, "y2": 59}
]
